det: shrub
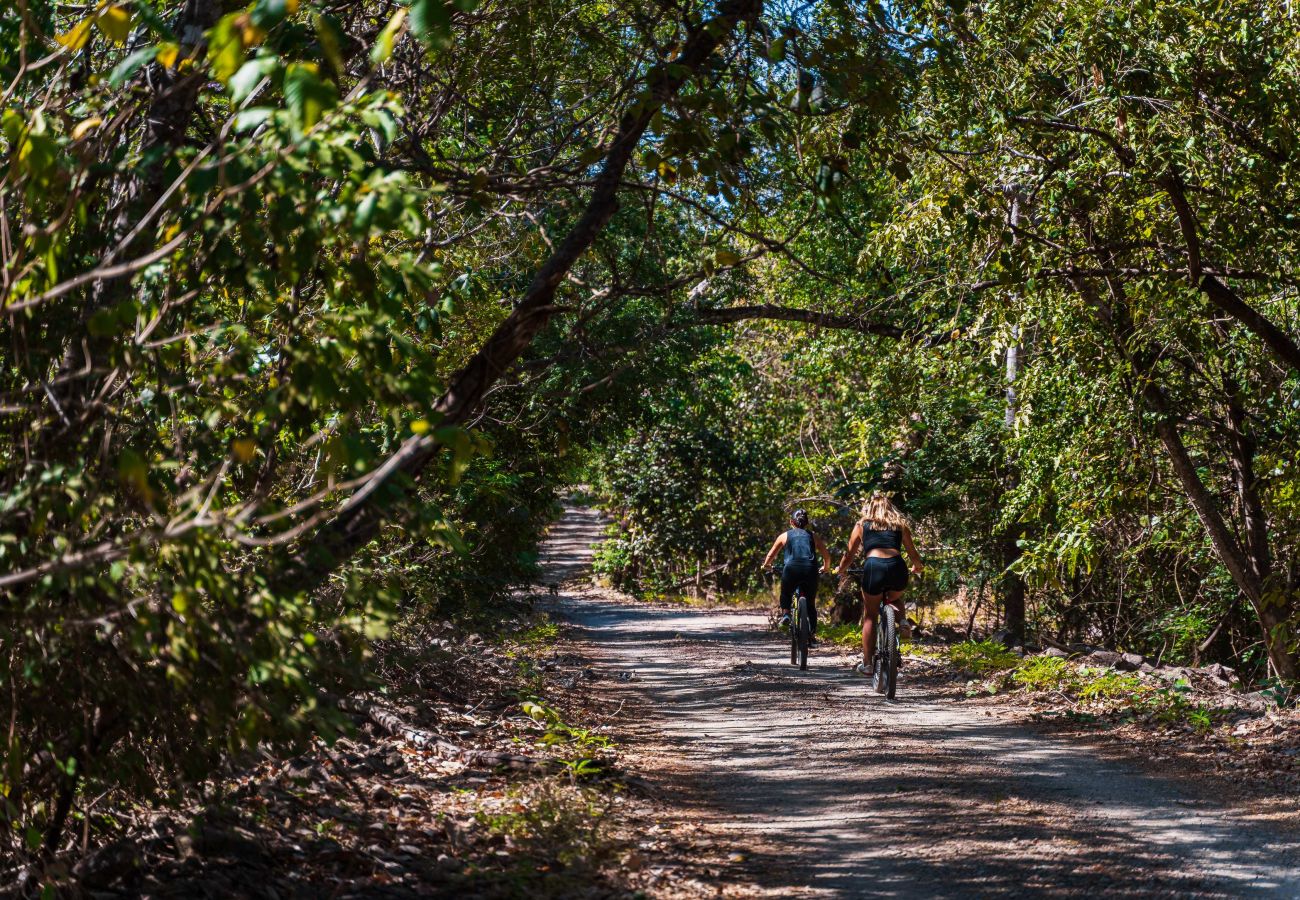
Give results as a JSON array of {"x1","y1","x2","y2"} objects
[
  {"x1": 947, "y1": 640, "x2": 1022, "y2": 674},
  {"x1": 1012, "y1": 655, "x2": 1076, "y2": 691}
]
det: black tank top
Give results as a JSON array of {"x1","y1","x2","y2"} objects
[
  {"x1": 783, "y1": 528, "x2": 817, "y2": 567},
  {"x1": 860, "y1": 526, "x2": 902, "y2": 552}
]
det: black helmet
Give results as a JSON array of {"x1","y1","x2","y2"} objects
[{"x1": 791, "y1": 509, "x2": 810, "y2": 529}]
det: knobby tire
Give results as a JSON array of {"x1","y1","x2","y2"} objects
[
  {"x1": 797, "y1": 593, "x2": 812, "y2": 671},
  {"x1": 880, "y1": 603, "x2": 899, "y2": 699}
]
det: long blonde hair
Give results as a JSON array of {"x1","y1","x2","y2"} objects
[{"x1": 860, "y1": 493, "x2": 909, "y2": 532}]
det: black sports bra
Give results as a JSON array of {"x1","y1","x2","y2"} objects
[{"x1": 860, "y1": 526, "x2": 902, "y2": 552}]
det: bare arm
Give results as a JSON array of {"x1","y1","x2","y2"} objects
[
  {"x1": 903, "y1": 526, "x2": 923, "y2": 575},
  {"x1": 762, "y1": 532, "x2": 787, "y2": 568},
  {"x1": 814, "y1": 534, "x2": 833, "y2": 571},
  {"x1": 836, "y1": 523, "x2": 862, "y2": 577}
]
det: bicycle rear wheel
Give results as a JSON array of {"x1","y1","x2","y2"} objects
[
  {"x1": 880, "y1": 603, "x2": 900, "y2": 699},
  {"x1": 797, "y1": 594, "x2": 812, "y2": 670}
]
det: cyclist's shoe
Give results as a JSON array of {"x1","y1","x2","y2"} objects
[
  {"x1": 778, "y1": 613, "x2": 791, "y2": 628},
  {"x1": 853, "y1": 661, "x2": 870, "y2": 677}
]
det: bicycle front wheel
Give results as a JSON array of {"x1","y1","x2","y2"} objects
[
  {"x1": 880, "y1": 603, "x2": 899, "y2": 699},
  {"x1": 790, "y1": 606, "x2": 799, "y2": 666}
]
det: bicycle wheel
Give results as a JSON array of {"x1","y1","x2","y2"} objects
[
  {"x1": 880, "y1": 603, "x2": 900, "y2": 699},
  {"x1": 797, "y1": 594, "x2": 812, "y2": 671},
  {"x1": 790, "y1": 594, "x2": 799, "y2": 666}
]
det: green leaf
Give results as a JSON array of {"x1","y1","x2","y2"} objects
[
  {"x1": 408, "y1": 0, "x2": 452, "y2": 48},
  {"x1": 251, "y1": 0, "x2": 299, "y2": 30},
  {"x1": 232, "y1": 107, "x2": 275, "y2": 132},
  {"x1": 229, "y1": 57, "x2": 278, "y2": 105},
  {"x1": 283, "y1": 62, "x2": 337, "y2": 133},
  {"x1": 109, "y1": 46, "x2": 158, "y2": 87}
]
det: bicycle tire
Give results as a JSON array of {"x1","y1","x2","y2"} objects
[
  {"x1": 880, "y1": 603, "x2": 899, "y2": 699},
  {"x1": 790, "y1": 593, "x2": 799, "y2": 666},
  {"x1": 797, "y1": 594, "x2": 812, "y2": 670}
]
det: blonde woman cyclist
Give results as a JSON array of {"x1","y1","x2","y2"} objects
[{"x1": 836, "y1": 493, "x2": 923, "y2": 680}]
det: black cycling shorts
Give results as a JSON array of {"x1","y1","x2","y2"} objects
[
  {"x1": 779, "y1": 564, "x2": 819, "y2": 610},
  {"x1": 861, "y1": 555, "x2": 909, "y2": 596}
]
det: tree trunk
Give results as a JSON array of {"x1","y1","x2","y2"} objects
[
  {"x1": 1142, "y1": 378, "x2": 1297, "y2": 678},
  {"x1": 1065, "y1": 230, "x2": 1300, "y2": 679}
]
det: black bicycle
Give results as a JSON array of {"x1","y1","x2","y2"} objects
[
  {"x1": 847, "y1": 568, "x2": 903, "y2": 699},
  {"x1": 769, "y1": 567, "x2": 815, "y2": 670}
]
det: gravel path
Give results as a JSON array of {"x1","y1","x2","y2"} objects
[{"x1": 542, "y1": 503, "x2": 1300, "y2": 898}]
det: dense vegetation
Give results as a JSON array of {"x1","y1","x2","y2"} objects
[{"x1": 2, "y1": 0, "x2": 1298, "y2": 878}]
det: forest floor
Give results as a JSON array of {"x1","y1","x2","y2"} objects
[{"x1": 545, "y1": 501, "x2": 1300, "y2": 898}]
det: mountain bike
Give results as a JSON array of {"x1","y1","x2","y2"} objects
[
  {"x1": 847, "y1": 568, "x2": 903, "y2": 699},
  {"x1": 769, "y1": 566, "x2": 815, "y2": 671}
]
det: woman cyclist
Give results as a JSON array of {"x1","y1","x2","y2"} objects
[
  {"x1": 836, "y1": 493, "x2": 923, "y2": 679},
  {"x1": 762, "y1": 509, "x2": 833, "y2": 639}
]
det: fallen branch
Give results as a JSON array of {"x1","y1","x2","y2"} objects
[{"x1": 339, "y1": 695, "x2": 557, "y2": 773}]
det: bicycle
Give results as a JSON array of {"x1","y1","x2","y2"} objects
[
  {"x1": 769, "y1": 566, "x2": 816, "y2": 671},
  {"x1": 846, "y1": 568, "x2": 903, "y2": 699}
]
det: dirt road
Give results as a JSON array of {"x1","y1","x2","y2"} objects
[{"x1": 542, "y1": 503, "x2": 1300, "y2": 898}]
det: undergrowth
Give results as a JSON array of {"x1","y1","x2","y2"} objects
[
  {"x1": 947, "y1": 641, "x2": 1226, "y2": 731},
  {"x1": 473, "y1": 779, "x2": 617, "y2": 882}
]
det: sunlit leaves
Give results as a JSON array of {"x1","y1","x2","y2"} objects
[
  {"x1": 94, "y1": 5, "x2": 132, "y2": 45},
  {"x1": 208, "y1": 13, "x2": 247, "y2": 82},
  {"x1": 283, "y1": 62, "x2": 337, "y2": 133},
  {"x1": 371, "y1": 9, "x2": 407, "y2": 64}
]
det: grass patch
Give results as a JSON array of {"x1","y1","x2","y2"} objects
[
  {"x1": 926, "y1": 600, "x2": 967, "y2": 627},
  {"x1": 512, "y1": 618, "x2": 560, "y2": 646},
  {"x1": 821, "y1": 623, "x2": 863, "y2": 648},
  {"x1": 1010, "y1": 654, "x2": 1073, "y2": 690}
]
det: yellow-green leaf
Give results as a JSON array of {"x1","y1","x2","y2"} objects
[
  {"x1": 71, "y1": 117, "x2": 103, "y2": 140},
  {"x1": 370, "y1": 9, "x2": 406, "y2": 64},
  {"x1": 156, "y1": 41, "x2": 181, "y2": 69},
  {"x1": 94, "y1": 5, "x2": 132, "y2": 45},
  {"x1": 207, "y1": 13, "x2": 246, "y2": 83},
  {"x1": 57, "y1": 18, "x2": 94, "y2": 51}
]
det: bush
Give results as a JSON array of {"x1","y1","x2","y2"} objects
[
  {"x1": 1011, "y1": 655, "x2": 1075, "y2": 691},
  {"x1": 947, "y1": 640, "x2": 1022, "y2": 674}
]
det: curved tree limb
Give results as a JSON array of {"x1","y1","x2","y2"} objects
[{"x1": 272, "y1": 0, "x2": 763, "y2": 592}]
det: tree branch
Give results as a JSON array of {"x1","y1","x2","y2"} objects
[{"x1": 272, "y1": 0, "x2": 762, "y2": 592}]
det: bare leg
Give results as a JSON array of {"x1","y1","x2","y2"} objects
[{"x1": 860, "y1": 591, "x2": 883, "y2": 667}]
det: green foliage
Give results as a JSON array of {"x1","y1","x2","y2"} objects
[
  {"x1": 947, "y1": 641, "x2": 1023, "y2": 675},
  {"x1": 1142, "y1": 684, "x2": 1223, "y2": 734},
  {"x1": 1011, "y1": 656, "x2": 1076, "y2": 693},
  {"x1": 7, "y1": 0, "x2": 1300, "y2": 873},
  {"x1": 473, "y1": 780, "x2": 612, "y2": 872},
  {"x1": 519, "y1": 700, "x2": 612, "y2": 772}
]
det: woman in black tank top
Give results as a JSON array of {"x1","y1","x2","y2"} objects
[
  {"x1": 762, "y1": 509, "x2": 833, "y2": 635},
  {"x1": 835, "y1": 494, "x2": 923, "y2": 678}
]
